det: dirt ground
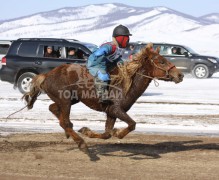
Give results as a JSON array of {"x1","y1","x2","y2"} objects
[{"x1": 0, "y1": 132, "x2": 218, "y2": 180}]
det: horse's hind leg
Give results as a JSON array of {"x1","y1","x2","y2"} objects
[
  {"x1": 78, "y1": 114, "x2": 116, "y2": 139},
  {"x1": 49, "y1": 103, "x2": 72, "y2": 138},
  {"x1": 49, "y1": 102, "x2": 88, "y2": 154},
  {"x1": 59, "y1": 103, "x2": 89, "y2": 154}
]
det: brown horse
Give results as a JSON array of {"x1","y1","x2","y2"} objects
[{"x1": 23, "y1": 46, "x2": 183, "y2": 155}]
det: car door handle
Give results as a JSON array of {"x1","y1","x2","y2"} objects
[
  {"x1": 34, "y1": 61, "x2": 42, "y2": 65},
  {"x1": 66, "y1": 62, "x2": 71, "y2": 64}
]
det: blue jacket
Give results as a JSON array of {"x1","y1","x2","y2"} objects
[{"x1": 86, "y1": 42, "x2": 123, "y2": 81}]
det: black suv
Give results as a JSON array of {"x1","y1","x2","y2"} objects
[
  {"x1": 123, "y1": 42, "x2": 219, "y2": 79},
  {"x1": 0, "y1": 38, "x2": 97, "y2": 93}
]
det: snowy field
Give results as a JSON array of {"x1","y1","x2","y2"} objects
[{"x1": 0, "y1": 73, "x2": 219, "y2": 136}]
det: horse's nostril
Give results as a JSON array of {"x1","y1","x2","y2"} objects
[{"x1": 179, "y1": 73, "x2": 184, "y2": 80}]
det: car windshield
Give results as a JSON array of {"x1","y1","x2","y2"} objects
[
  {"x1": 84, "y1": 44, "x2": 98, "y2": 52},
  {"x1": 184, "y1": 46, "x2": 198, "y2": 54}
]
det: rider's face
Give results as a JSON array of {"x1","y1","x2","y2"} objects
[{"x1": 116, "y1": 36, "x2": 130, "y2": 48}]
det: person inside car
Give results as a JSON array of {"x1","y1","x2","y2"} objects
[
  {"x1": 176, "y1": 47, "x2": 182, "y2": 55},
  {"x1": 67, "y1": 48, "x2": 78, "y2": 59},
  {"x1": 172, "y1": 47, "x2": 177, "y2": 55},
  {"x1": 86, "y1": 24, "x2": 132, "y2": 103},
  {"x1": 44, "y1": 46, "x2": 57, "y2": 58}
]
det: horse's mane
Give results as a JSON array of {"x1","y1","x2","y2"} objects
[{"x1": 111, "y1": 46, "x2": 152, "y2": 95}]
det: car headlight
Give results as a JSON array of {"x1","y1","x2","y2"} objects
[{"x1": 207, "y1": 58, "x2": 217, "y2": 63}]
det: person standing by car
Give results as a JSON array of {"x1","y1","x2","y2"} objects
[
  {"x1": 86, "y1": 24, "x2": 132, "y2": 103},
  {"x1": 44, "y1": 46, "x2": 57, "y2": 58}
]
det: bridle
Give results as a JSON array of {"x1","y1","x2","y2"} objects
[
  {"x1": 136, "y1": 55, "x2": 176, "y2": 86},
  {"x1": 150, "y1": 55, "x2": 176, "y2": 78}
]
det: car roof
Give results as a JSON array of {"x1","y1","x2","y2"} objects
[
  {"x1": 15, "y1": 38, "x2": 96, "y2": 46},
  {"x1": 78, "y1": 41, "x2": 97, "y2": 46},
  {"x1": 16, "y1": 38, "x2": 75, "y2": 43},
  {"x1": 130, "y1": 41, "x2": 186, "y2": 47}
]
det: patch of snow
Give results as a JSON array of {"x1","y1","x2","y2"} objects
[{"x1": 0, "y1": 73, "x2": 219, "y2": 136}]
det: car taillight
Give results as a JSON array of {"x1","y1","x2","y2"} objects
[{"x1": 1, "y1": 57, "x2": 6, "y2": 65}]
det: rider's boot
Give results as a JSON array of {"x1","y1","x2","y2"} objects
[{"x1": 95, "y1": 78, "x2": 112, "y2": 104}]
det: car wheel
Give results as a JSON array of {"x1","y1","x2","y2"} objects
[
  {"x1": 192, "y1": 64, "x2": 209, "y2": 79},
  {"x1": 208, "y1": 73, "x2": 213, "y2": 78},
  {"x1": 17, "y1": 72, "x2": 37, "y2": 94}
]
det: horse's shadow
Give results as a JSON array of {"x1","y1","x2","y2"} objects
[
  {"x1": 211, "y1": 77, "x2": 219, "y2": 79},
  {"x1": 88, "y1": 140, "x2": 219, "y2": 161}
]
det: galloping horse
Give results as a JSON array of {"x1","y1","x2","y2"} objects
[{"x1": 23, "y1": 46, "x2": 183, "y2": 154}]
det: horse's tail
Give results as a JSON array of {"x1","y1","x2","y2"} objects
[{"x1": 22, "y1": 74, "x2": 46, "y2": 110}]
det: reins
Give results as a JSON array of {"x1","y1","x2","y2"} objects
[
  {"x1": 136, "y1": 72, "x2": 160, "y2": 87},
  {"x1": 6, "y1": 105, "x2": 28, "y2": 119}
]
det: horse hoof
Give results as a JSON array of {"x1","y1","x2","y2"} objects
[
  {"x1": 78, "y1": 142, "x2": 90, "y2": 155},
  {"x1": 111, "y1": 128, "x2": 124, "y2": 139},
  {"x1": 102, "y1": 132, "x2": 111, "y2": 139},
  {"x1": 78, "y1": 127, "x2": 91, "y2": 135},
  {"x1": 111, "y1": 128, "x2": 119, "y2": 137}
]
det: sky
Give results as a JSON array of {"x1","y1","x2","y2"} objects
[{"x1": 1, "y1": 0, "x2": 219, "y2": 20}]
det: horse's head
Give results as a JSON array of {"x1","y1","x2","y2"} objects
[{"x1": 140, "y1": 46, "x2": 184, "y2": 83}]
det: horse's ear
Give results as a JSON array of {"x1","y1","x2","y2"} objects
[
  {"x1": 146, "y1": 43, "x2": 153, "y2": 50},
  {"x1": 155, "y1": 46, "x2": 161, "y2": 54},
  {"x1": 145, "y1": 43, "x2": 153, "y2": 55}
]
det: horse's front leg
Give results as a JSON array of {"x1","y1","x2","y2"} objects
[
  {"x1": 78, "y1": 114, "x2": 116, "y2": 139},
  {"x1": 110, "y1": 109, "x2": 136, "y2": 139}
]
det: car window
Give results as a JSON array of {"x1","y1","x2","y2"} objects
[
  {"x1": 123, "y1": 43, "x2": 145, "y2": 55},
  {"x1": 170, "y1": 46, "x2": 188, "y2": 56},
  {"x1": 65, "y1": 46, "x2": 89, "y2": 60},
  {"x1": 154, "y1": 44, "x2": 171, "y2": 55},
  {"x1": 155, "y1": 45, "x2": 188, "y2": 56},
  {"x1": 178, "y1": 47, "x2": 188, "y2": 56},
  {"x1": 0, "y1": 44, "x2": 10, "y2": 55},
  {"x1": 53, "y1": 45, "x2": 62, "y2": 58},
  {"x1": 66, "y1": 46, "x2": 79, "y2": 59},
  {"x1": 135, "y1": 45, "x2": 145, "y2": 52},
  {"x1": 39, "y1": 45, "x2": 62, "y2": 58},
  {"x1": 18, "y1": 42, "x2": 38, "y2": 57}
]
